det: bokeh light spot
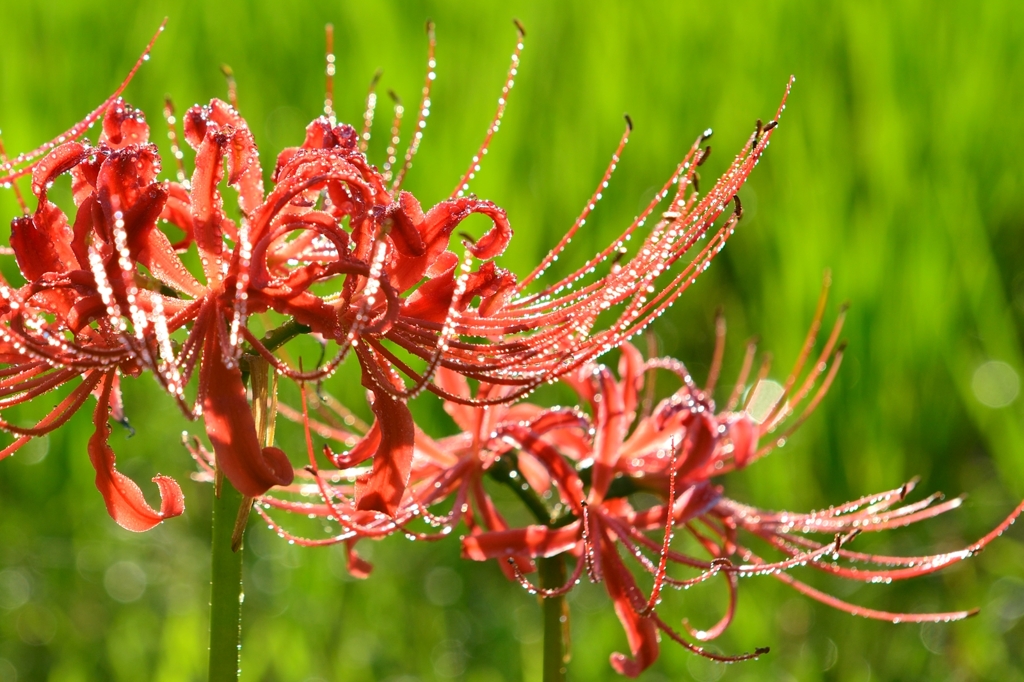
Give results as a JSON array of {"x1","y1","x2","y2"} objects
[
  {"x1": 103, "y1": 561, "x2": 147, "y2": 603},
  {"x1": 746, "y1": 379, "x2": 784, "y2": 424},
  {"x1": 972, "y1": 360, "x2": 1019, "y2": 408},
  {"x1": 0, "y1": 570, "x2": 31, "y2": 610},
  {"x1": 425, "y1": 567, "x2": 463, "y2": 606}
]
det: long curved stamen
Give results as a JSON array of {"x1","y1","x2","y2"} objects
[
  {"x1": 162, "y1": 97, "x2": 189, "y2": 186},
  {"x1": 0, "y1": 133, "x2": 27, "y2": 214},
  {"x1": 324, "y1": 24, "x2": 337, "y2": 125},
  {"x1": 725, "y1": 337, "x2": 758, "y2": 412},
  {"x1": 359, "y1": 70, "x2": 383, "y2": 153},
  {"x1": 392, "y1": 21, "x2": 436, "y2": 193},
  {"x1": 0, "y1": 19, "x2": 166, "y2": 184},
  {"x1": 381, "y1": 91, "x2": 403, "y2": 184},
  {"x1": 516, "y1": 116, "x2": 632, "y2": 292},
  {"x1": 705, "y1": 309, "x2": 726, "y2": 396},
  {"x1": 451, "y1": 20, "x2": 525, "y2": 198},
  {"x1": 639, "y1": 468, "x2": 676, "y2": 616},
  {"x1": 220, "y1": 64, "x2": 239, "y2": 111},
  {"x1": 761, "y1": 271, "x2": 831, "y2": 427}
]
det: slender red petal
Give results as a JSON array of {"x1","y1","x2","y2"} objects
[
  {"x1": 354, "y1": 352, "x2": 415, "y2": 516},
  {"x1": 461, "y1": 522, "x2": 582, "y2": 561},
  {"x1": 88, "y1": 373, "x2": 184, "y2": 532},
  {"x1": 601, "y1": 537, "x2": 659, "y2": 676},
  {"x1": 201, "y1": 330, "x2": 294, "y2": 496}
]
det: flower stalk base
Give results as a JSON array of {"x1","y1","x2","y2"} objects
[
  {"x1": 539, "y1": 556, "x2": 569, "y2": 682},
  {"x1": 208, "y1": 473, "x2": 244, "y2": 682}
]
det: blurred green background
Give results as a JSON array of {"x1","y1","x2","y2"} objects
[{"x1": 2, "y1": 1, "x2": 1024, "y2": 680}]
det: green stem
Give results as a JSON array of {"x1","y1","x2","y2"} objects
[
  {"x1": 539, "y1": 556, "x2": 569, "y2": 682},
  {"x1": 487, "y1": 454, "x2": 553, "y2": 523},
  {"x1": 208, "y1": 473, "x2": 244, "y2": 681},
  {"x1": 259, "y1": 319, "x2": 311, "y2": 353}
]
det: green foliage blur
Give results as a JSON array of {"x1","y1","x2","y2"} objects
[{"x1": 1, "y1": 1, "x2": 1023, "y2": 680}]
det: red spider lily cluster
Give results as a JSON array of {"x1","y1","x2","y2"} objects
[{"x1": 4, "y1": 22, "x2": 1023, "y2": 677}]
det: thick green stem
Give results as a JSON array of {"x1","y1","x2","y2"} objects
[
  {"x1": 208, "y1": 356, "x2": 275, "y2": 680},
  {"x1": 208, "y1": 473, "x2": 244, "y2": 681},
  {"x1": 539, "y1": 556, "x2": 569, "y2": 682}
]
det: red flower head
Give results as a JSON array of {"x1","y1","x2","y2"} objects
[
  {"x1": 1, "y1": 21, "x2": 789, "y2": 537},
  {"x1": 458, "y1": 295, "x2": 1024, "y2": 676},
  {"x1": 0, "y1": 29, "x2": 188, "y2": 531}
]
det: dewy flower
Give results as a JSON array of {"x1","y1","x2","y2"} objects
[
  {"x1": 230, "y1": 284, "x2": 1024, "y2": 675},
  {"x1": 1, "y1": 22, "x2": 786, "y2": 524},
  {"x1": 457, "y1": 302, "x2": 1024, "y2": 676},
  {"x1": 0, "y1": 28, "x2": 292, "y2": 529}
]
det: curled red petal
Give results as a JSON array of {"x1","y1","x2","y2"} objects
[
  {"x1": 30, "y1": 142, "x2": 89, "y2": 198},
  {"x1": 201, "y1": 330, "x2": 294, "y2": 496},
  {"x1": 675, "y1": 412, "x2": 718, "y2": 483},
  {"x1": 100, "y1": 98, "x2": 151, "y2": 149},
  {"x1": 386, "y1": 191, "x2": 427, "y2": 257},
  {"x1": 89, "y1": 372, "x2": 184, "y2": 532},
  {"x1": 11, "y1": 207, "x2": 76, "y2": 280},
  {"x1": 422, "y1": 198, "x2": 511, "y2": 260},
  {"x1": 727, "y1": 415, "x2": 757, "y2": 469},
  {"x1": 345, "y1": 539, "x2": 373, "y2": 579},
  {"x1": 326, "y1": 421, "x2": 380, "y2": 469},
  {"x1": 354, "y1": 355, "x2": 415, "y2": 516},
  {"x1": 601, "y1": 538, "x2": 659, "y2": 676}
]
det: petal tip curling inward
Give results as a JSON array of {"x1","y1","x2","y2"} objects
[{"x1": 89, "y1": 374, "x2": 185, "y2": 532}]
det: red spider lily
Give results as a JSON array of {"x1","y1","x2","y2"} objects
[
  {"x1": 184, "y1": 24, "x2": 794, "y2": 518},
  {"x1": 459, "y1": 302, "x2": 1024, "y2": 676},
  {"x1": 217, "y1": 26, "x2": 795, "y2": 516},
  {"x1": 0, "y1": 93, "x2": 293, "y2": 526},
  {"x1": 2, "y1": 20, "x2": 790, "y2": 526},
  {"x1": 0, "y1": 29, "x2": 189, "y2": 531}
]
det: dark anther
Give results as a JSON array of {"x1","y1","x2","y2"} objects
[
  {"x1": 371, "y1": 69, "x2": 383, "y2": 87},
  {"x1": 697, "y1": 145, "x2": 712, "y2": 167},
  {"x1": 611, "y1": 249, "x2": 627, "y2": 266},
  {"x1": 692, "y1": 174, "x2": 700, "y2": 194},
  {"x1": 513, "y1": 18, "x2": 527, "y2": 37},
  {"x1": 458, "y1": 231, "x2": 477, "y2": 245},
  {"x1": 755, "y1": 118, "x2": 763, "y2": 138},
  {"x1": 506, "y1": 556, "x2": 516, "y2": 565},
  {"x1": 425, "y1": 19, "x2": 435, "y2": 33},
  {"x1": 835, "y1": 340, "x2": 848, "y2": 354},
  {"x1": 732, "y1": 194, "x2": 743, "y2": 218},
  {"x1": 700, "y1": 128, "x2": 714, "y2": 142},
  {"x1": 303, "y1": 465, "x2": 317, "y2": 475},
  {"x1": 118, "y1": 416, "x2": 136, "y2": 439},
  {"x1": 388, "y1": 89, "x2": 401, "y2": 104},
  {"x1": 755, "y1": 647, "x2": 771, "y2": 656},
  {"x1": 624, "y1": 113, "x2": 633, "y2": 131},
  {"x1": 839, "y1": 300, "x2": 851, "y2": 313},
  {"x1": 219, "y1": 64, "x2": 234, "y2": 79},
  {"x1": 898, "y1": 478, "x2": 919, "y2": 501},
  {"x1": 763, "y1": 120, "x2": 778, "y2": 132}
]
